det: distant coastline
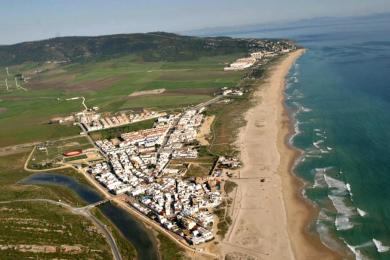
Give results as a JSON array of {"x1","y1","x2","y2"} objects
[
  {"x1": 219, "y1": 49, "x2": 338, "y2": 259},
  {"x1": 278, "y1": 50, "x2": 342, "y2": 259}
]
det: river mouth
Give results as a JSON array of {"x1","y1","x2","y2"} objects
[{"x1": 20, "y1": 172, "x2": 159, "y2": 260}]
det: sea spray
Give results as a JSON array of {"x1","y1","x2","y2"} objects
[
  {"x1": 357, "y1": 208, "x2": 368, "y2": 217},
  {"x1": 328, "y1": 195, "x2": 355, "y2": 230},
  {"x1": 372, "y1": 239, "x2": 390, "y2": 253},
  {"x1": 259, "y1": 16, "x2": 390, "y2": 259},
  {"x1": 324, "y1": 174, "x2": 348, "y2": 195},
  {"x1": 345, "y1": 240, "x2": 373, "y2": 260}
]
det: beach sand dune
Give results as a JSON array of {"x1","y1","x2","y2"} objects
[{"x1": 219, "y1": 50, "x2": 338, "y2": 260}]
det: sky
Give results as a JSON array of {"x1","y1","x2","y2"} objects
[{"x1": 1, "y1": 0, "x2": 390, "y2": 45}]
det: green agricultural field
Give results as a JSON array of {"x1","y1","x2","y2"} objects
[
  {"x1": 186, "y1": 163, "x2": 214, "y2": 178},
  {"x1": 157, "y1": 232, "x2": 187, "y2": 260},
  {"x1": 0, "y1": 53, "x2": 244, "y2": 147},
  {"x1": 0, "y1": 201, "x2": 112, "y2": 259},
  {"x1": 0, "y1": 153, "x2": 90, "y2": 204},
  {"x1": 0, "y1": 152, "x2": 140, "y2": 259},
  {"x1": 28, "y1": 136, "x2": 93, "y2": 169}
]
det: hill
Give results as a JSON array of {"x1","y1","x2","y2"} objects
[
  {"x1": 0, "y1": 32, "x2": 291, "y2": 66},
  {"x1": 0, "y1": 32, "x2": 296, "y2": 147}
]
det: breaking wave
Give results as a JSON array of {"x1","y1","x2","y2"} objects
[
  {"x1": 328, "y1": 195, "x2": 355, "y2": 230},
  {"x1": 372, "y1": 239, "x2": 390, "y2": 253},
  {"x1": 357, "y1": 208, "x2": 368, "y2": 217},
  {"x1": 345, "y1": 240, "x2": 372, "y2": 260}
]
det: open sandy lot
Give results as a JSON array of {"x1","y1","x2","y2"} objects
[{"x1": 129, "y1": 88, "x2": 166, "y2": 97}]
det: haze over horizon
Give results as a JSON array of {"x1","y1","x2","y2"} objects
[{"x1": 1, "y1": 0, "x2": 390, "y2": 45}]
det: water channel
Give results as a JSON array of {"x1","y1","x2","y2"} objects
[{"x1": 21, "y1": 172, "x2": 159, "y2": 260}]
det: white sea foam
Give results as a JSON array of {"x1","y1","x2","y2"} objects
[
  {"x1": 304, "y1": 154, "x2": 323, "y2": 159},
  {"x1": 301, "y1": 189, "x2": 307, "y2": 199},
  {"x1": 301, "y1": 106, "x2": 311, "y2": 112},
  {"x1": 291, "y1": 89, "x2": 304, "y2": 99},
  {"x1": 324, "y1": 175, "x2": 348, "y2": 195},
  {"x1": 335, "y1": 215, "x2": 354, "y2": 230},
  {"x1": 328, "y1": 195, "x2": 355, "y2": 230},
  {"x1": 318, "y1": 209, "x2": 334, "y2": 221},
  {"x1": 345, "y1": 241, "x2": 372, "y2": 260},
  {"x1": 346, "y1": 244, "x2": 364, "y2": 260},
  {"x1": 373, "y1": 239, "x2": 390, "y2": 253},
  {"x1": 357, "y1": 208, "x2": 368, "y2": 217},
  {"x1": 316, "y1": 166, "x2": 334, "y2": 172},
  {"x1": 316, "y1": 222, "x2": 346, "y2": 254},
  {"x1": 346, "y1": 183, "x2": 352, "y2": 193},
  {"x1": 292, "y1": 64, "x2": 300, "y2": 76},
  {"x1": 292, "y1": 101, "x2": 312, "y2": 114},
  {"x1": 313, "y1": 167, "x2": 330, "y2": 188},
  {"x1": 289, "y1": 119, "x2": 302, "y2": 144},
  {"x1": 313, "y1": 139, "x2": 325, "y2": 148},
  {"x1": 344, "y1": 241, "x2": 372, "y2": 260}
]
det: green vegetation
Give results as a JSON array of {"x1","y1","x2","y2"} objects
[
  {"x1": 28, "y1": 136, "x2": 93, "y2": 169},
  {"x1": 185, "y1": 163, "x2": 214, "y2": 178},
  {"x1": 215, "y1": 200, "x2": 233, "y2": 238},
  {"x1": 0, "y1": 153, "x2": 91, "y2": 205},
  {"x1": 63, "y1": 154, "x2": 88, "y2": 162},
  {"x1": 119, "y1": 95, "x2": 211, "y2": 111},
  {"x1": 0, "y1": 152, "x2": 114, "y2": 258},
  {"x1": 0, "y1": 32, "x2": 291, "y2": 257},
  {"x1": 0, "y1": 32, "x2": 260, "y2": 66},
  {"x1": 92, "y1": 207, "x2": 137, "y2": 260},
  {"x1": 206, "y1": 94, "x2": 253, "y2": 156},
  {"x1": 224, "y1": 180, "x2": 238, "y2": 194},
  {"x1": 0, "y1": 33, "x2": 289, "y2": 148},
  {"x1": 214, "y1": 180, "x2": 238, "y2": 238},
  {"x1": 206, "y1": 60, "x2": 275, "y2": 156},
  {"x1": 0, "y1": 52, "x2": 244, "y2": 147},
  {"x1": 157, "y1": 232, "x2": 187, "y2": 260},
  {"x1": 89, "y1": 118, "x2": 156, "y2": 140},
  {"x1": 0, "y1": 201, "x2": 112, "y2": 259},
  {"x1": 170, "y1": 146, "x2": 217, "y2": 178}
]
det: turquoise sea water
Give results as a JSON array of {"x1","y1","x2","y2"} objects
[{"x1": 229, "y1": 15, "x2": 390, "y2": 259}]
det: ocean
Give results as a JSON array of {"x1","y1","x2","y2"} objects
[{"x1": 228, "y1": 14, "x2": 390, "y2": 259}]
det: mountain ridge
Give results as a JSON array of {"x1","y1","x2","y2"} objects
[{"x1": 0, "y1": 32, "x2": 291, "y2": 66}]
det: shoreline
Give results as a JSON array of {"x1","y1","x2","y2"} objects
[
  {"x1": 220, "y1": 49, "x2": 338, "y2": 259},
  {"x1": 277, "y1": 51, "x2": 341, "y2": 259}
]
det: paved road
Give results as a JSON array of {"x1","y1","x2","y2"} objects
[
  {"x1": 86, "y1": 210, "x2": 122, "y2": 260},
  {"x1": 194, "y1": 95, "x2": 223, "y2": 110},
  {"x1": 76, "y1": 122, "x2": 108, "y2": 160},
  {"x1": 0, "y1": 199, "x2": 122, "y2": 260}
]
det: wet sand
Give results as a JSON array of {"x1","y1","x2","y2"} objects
[{"x1": 219, "y1": 50, "x2": 339, "y2": 259}]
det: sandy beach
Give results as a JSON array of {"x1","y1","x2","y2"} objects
[{"x1": 219, "y1": 49, "x2": 339, "y2": 260}]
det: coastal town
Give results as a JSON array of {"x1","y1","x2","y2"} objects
[
  {"x1": 2, "y1": 39, "x2": 303, "y2": 260},
  {"x1": 24, "y1": 43, "x2": 298, "y2": 250},
  {"x1": 89, "y1": 108, "x2": 221, "y2": 245},
  {"x1": 2, "y1": 2, "x2": 386, "y2": 259}
]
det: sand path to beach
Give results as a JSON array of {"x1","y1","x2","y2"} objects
[{"x1": 219, "y1": 49, "x2": 338, "y2": 260}]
